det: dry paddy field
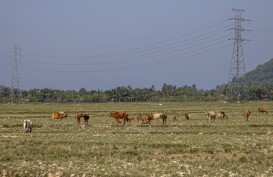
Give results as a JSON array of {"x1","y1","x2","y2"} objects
[{"x1": 0, "y1": 102, "x2": 273, "y2": 177}]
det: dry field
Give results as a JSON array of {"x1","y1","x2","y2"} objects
[{"x1": 0, "y1": 102, "x2": 273, "y2": 176}]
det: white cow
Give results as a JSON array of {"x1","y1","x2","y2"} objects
[
  {"x1": 23, "y1": 119, "x2": 32, "y2": 133},
  {"x1": 206, "y1": 111, "x2": 217, "y2": 123},
  {"x1": 153, "y1": 113, "x2": 167, "y2": 124}
]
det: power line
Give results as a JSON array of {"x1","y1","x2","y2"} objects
[
  {"x1": 22, "y1": 21, "x2": 233, "y2": 70},
  {"x1": 19, "y1": 18, "x2": 233, "y2": 74},
  {"x1": 23, "y1": 34, "x2": 232, "y2": 72},
  {"x1": 23, "y1": 19, "x2": 231, "y2": 61},
  {"x1": 25, "y1": 33, "x2": 232, "y2": 67},
  {"x1": 24, "y1": 41, "x2": 232, "y2": 73}
]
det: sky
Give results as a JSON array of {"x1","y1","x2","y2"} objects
[{"x1": 0, "y1": 0, "x2": 273, "y2": 91}]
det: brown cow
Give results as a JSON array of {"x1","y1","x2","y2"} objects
[
  {"x1": 173, "y1": 111, "x2": 180, "y2": 122},
  {"x1": 258, "y1": 108, "x2": 268, "y2": 114},
  {"x1": 244, "y1": 109, "x2": 251, "y2": 121},
  {"x1": 136, "y1": 114, "x2": 142, "y2": 122},
  {"x1": 51, "y1": 112, "x2": 68, "y2": 121},
  {"x1": 128, "y1": 116, "x2": 134, "y2": 122},
  {"x1": 184, "y1": 112, "x2": 190, "y2": 120},
  {"x1": 75, "y1": 113, "x2": 84, "y2": 125},
  {"x1": 109, "y1": 112, "x2": 129, "y2": 125},
  {"x1": 143, "y1": 113, "x2": 154, "y2": 124}
]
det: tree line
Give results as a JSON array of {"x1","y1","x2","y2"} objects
[{"x1": 0, "y1": 83, "x2": 272, "y2": 103}]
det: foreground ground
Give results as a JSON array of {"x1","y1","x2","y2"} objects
[{"x1": 0, "y1": 101, "x2": 273, "y2": 176}]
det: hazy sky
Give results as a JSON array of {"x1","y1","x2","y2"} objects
[{"x1": 0, "y1": 0, "x2": 273, "y2": 91}]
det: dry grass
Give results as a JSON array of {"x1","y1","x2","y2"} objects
[{"x1": 0, "y1": 102, "x2": 273, "y2": 176}]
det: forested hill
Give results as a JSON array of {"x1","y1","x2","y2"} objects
[{"x1": 245, "y1": 58, "x2": 273, "y2": 86}]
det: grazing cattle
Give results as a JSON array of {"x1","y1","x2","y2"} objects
[
  {"x1": 75, "y1": 113, "x2": 84, "y2": 125},
  {"x1": 143, "y1": 113, "x2": 154, "y2": 124},
  {"x1": 258, "y1": 108, "x2": 268, "y2": 114},
  {"x1": 184, "y1": 112, "x2": 190, "y2": 120},
  {"x1": 206, "y1": 111, "x2": 217, "y2": 123},
  {"x1": 173, "y1": 111, "x2": 180, "y2": 122},
  {"x1": 136, "y1": 114, "x2": 142, "y2": 122},
  {"x1": 153, "y1": 113, "x2": 162, "y2": 119},
  {"x1": 153, "y1": 113, "x2": 168, "y2": 124},
  {"x1": 244, "y1": 109, "x2": 251, "y2": 121},
  {"x1": 128, "y1": 116, "x2": 134, "y2": 122},
  {"x1": 83, "y1": 114, "x2": 90, "y2": 125},
  {"x1": 143, "y1": 113, "x2": 167, "y2": 124},
  {"x1": 109, "y1": 112, "x2": 129, "y2": 125},
  {"x1": 51, "y1": 112, "x2": 68, "y2": 121},
  {"x1": 161, "y1": 113, "x2": 168, "y2": 124},
  {"x1": 23, "y1": 119, "x2": 32, "y2": 133},
  {"x1": 217, "y1": 111, "x2": 228, "y2": 120}
]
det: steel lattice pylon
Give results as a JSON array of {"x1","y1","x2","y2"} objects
[
  {"x1": 10, "y1": 44, "x2": 22, "y2": 104},
  {"x1": 227, "y1": 9, "x2": 250, "y2": 101}
]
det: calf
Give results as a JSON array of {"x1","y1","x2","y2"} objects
[
  {"x1": 161, "y1": 113, "x2": 167, "y2": 124},
  {"x1": 23, "y1": 119, "x2": 32, "y2": 133},
  {"x1": 184, "y1": 112, "x2": 190, "y2": 120},
  {"x1": 83, "y1": 114, "x2": 90, "y2": 125},
  {"x1": 75, "y1": 113, "x2": 84, "y2": 125},
  {"x1": 173, "y1": 111, "x2": 179, "y2": 122},
  {"x1": 128, "y1": 116, "x2": 134, "y2": 122},
  {"x1": 244, "y1": 109, "x2": 251, "y2": 121},
  {"x1": 136, "y1": 114, "x2": 142, "y2": 122},
  {"x1": 258, "y1": 108, "x2": 268, "y2": 114}
]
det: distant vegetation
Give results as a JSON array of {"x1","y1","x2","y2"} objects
[
  {"x1": 245, "y1": 58, "x2": 273, "y2": 86},
  {"x1": 0, "y1": 84, "x2": 211, "y2": 103},
  {"x1": 0, "y1": 82, "x2": 272, "y2": 103},
  {"x1": 1, "y1": 58, "x2": 273, "y2": 103}
]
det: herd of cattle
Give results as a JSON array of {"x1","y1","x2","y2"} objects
[{"x1": 22, "y1": 107, "x2": 269, "y2": 133}]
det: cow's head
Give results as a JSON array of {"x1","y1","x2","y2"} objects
[{"x1": 83, "y1": 114, "x2": 89, "y2": 120}]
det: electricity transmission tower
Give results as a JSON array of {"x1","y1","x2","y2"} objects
[
  {"x1": 10, "y1": 44, "x2": 22, "y2": 104},
  {"x1": 227, "y1": 9, "x2": 250, "y2": 101}
]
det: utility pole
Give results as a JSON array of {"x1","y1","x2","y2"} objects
[
  {"x1": 10, "y1": 44, "x2": 22, "y2": 104},
  {"x1": 227, "y1": 9, "x2": 250, "y2": 102}
]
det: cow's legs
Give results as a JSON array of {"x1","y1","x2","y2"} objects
[
  {"x1": 77, "y1": 117, "x2": 81, "y2": 125},
  {"x1": 163, "y1": 118, "x2": 166, "y2": 124},
  {"x1": 123, "y1": 118, "x2": 126, "y2": 125}
]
